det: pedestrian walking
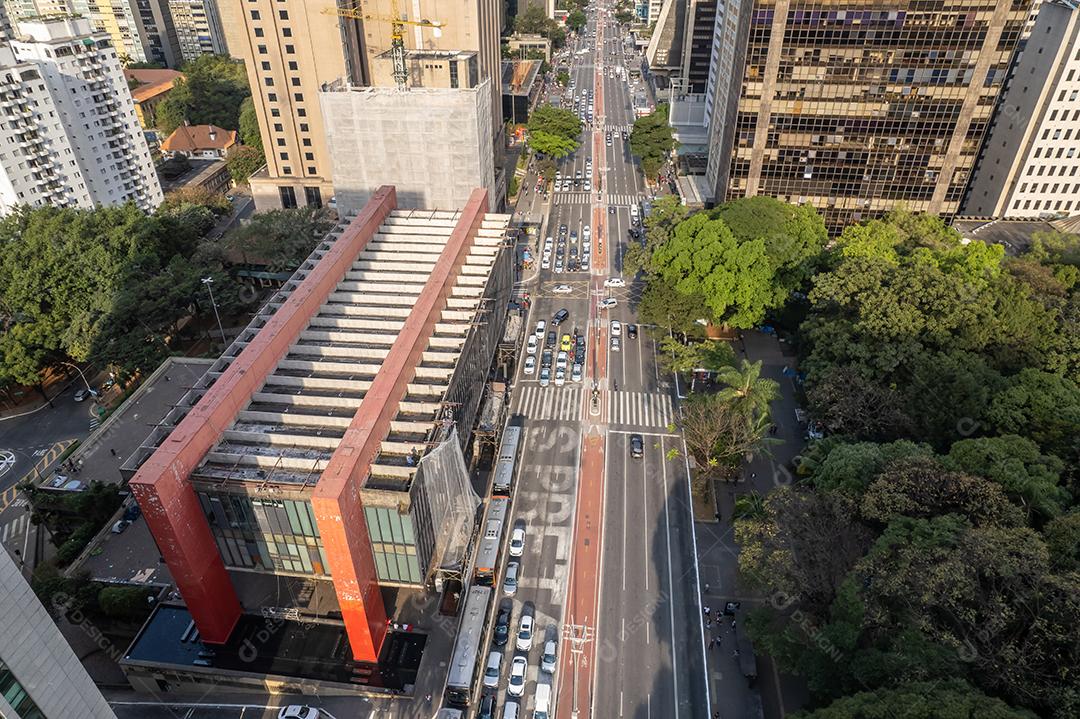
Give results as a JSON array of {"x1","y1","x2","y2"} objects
[
  {"x1": 703, "y1": 605, "x2": 710, "y2": 616},
  {"x1": 708, "y1": 638, "x2": 715, "y2": 650},
  {"x1": 109, "y1": 448, "x2": 116, "y2": 457},
  {"x1": 731, "y1": 619, "x2": 736, "y2": 631},
  {"x1": 704, "y1": 583, "x2": 710, "y2": 593},
  {"x1": 706, "y1": 619, "x2": 711, "y2": 630}
]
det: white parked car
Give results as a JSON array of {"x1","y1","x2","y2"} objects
[
  {"x1": 544, "y1": 236, "x2": 554, "y2": 248},
  {"x1": 508, "y1": 656, "x2": 528, "y2": 697},
  {"x1": 552, "y1": 284, "x2": 573, "y2": 294},
  {"x1": 604, "y1": 277, "x2": 625, "y2": 288},
  {"x1": 556, "y1": 351, "x2": 569, "y2": 370},
  {"x1": 539, "y1": 367, "x2": 551, "y2": 387},
  {"x1": 527, "y1": 335, "x2": 538, "y2": 354},
  {"x1": 483, "y1": 651, "x2": 502, "y2": 688},
  {"x1": 541, "y1": 640, "x2": 558, "y2": 674},
  {"x1": 535, "y1": 320, "x2": 546, "y2": 338},
  {"x1": 516, "y1": 615, "x2": 534, "y2": 652},
  {"x1": 582, "y1": 225, "x2": 591, "y2": 239},
  {"x1": 509, "y1": 527, "x2": 526, "y2": 557},
  {"x1": 278, "y1": 708, "x2": 320, "y2": 719},
  {"x1": 554, "y1": 260, "x2": 564, "y2": 273},
  {"x1": 610, "y1": 320, "x2": 622, "y2": 337},
  {"x1": 599, "y1": 298, "x2": 618, "y2": 309},
  {"x1": 555, "y1": 367, "x2": 566, "y2": 386},
  {"x1": 524, "y1": 356, "x2": 536, "y2": 375},
  {"x1": 572, "y1": 363, "x2": 583, "y2": 383},
  {"x1": 541, "y1": 256, "x2": 551, "y2": 269},
  {"x1": 611, "y1": 336, "x2": 621, "y2": 352},
  {"x1": 504, "y1": 561, "x2": 520, "y2": 595}
]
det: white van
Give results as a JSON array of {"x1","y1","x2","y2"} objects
[
  {"x1": 533, "y1": 683, "x2": 551, "y2": 719},
  {"x1": 503, "y1": 701, "x2": 520, "y2": 719}
]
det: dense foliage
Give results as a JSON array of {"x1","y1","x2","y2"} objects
[
  {"x1": 155, "y1": 55, "x2": 252, "y2": 134},
  {"x1": 526, "y1": 105, "x2": 582, "y2": 158},
  {"x1": 629, "y1": 104, "x2": 676, "y2": 178},
  {"x1": 714, "y1": 211, "x2": 1080, "y2": 718},
  {"x1": 514, "y1": 6, "x2": 567, "y2": 49}
]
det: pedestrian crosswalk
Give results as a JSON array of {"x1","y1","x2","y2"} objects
[
  {"x1": 554, "y1": 191, "x2": 643, "y2": 206},
  {"x1": 609, "y1": 391, "x2": 676, "y2": 428},
  {"x1": 1, "y1": 513, "x2": 28, "y2": 544},
  {"x1": 606, "y1": 123, "x2": 633, "y2": 133},
  {"x1": 514, "y1": 386, "x2": 583, "y2": 421}
]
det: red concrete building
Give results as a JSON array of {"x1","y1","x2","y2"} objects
[{"x1": 129, "y1": 187, "x2": 512, "y2": 661}]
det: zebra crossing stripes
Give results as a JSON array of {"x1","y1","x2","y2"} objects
[
  {"x1": 609, "y1": 391, "x2": 675, "y2": 429},
  {"x1": 514, "y1": 386, "x2": 583, "y2": 421},
  {"x1": 606, "y1": 124, "x2": 633, "y2": 133},
  {"x1": 554, "y1": 191, "x2": 643, "y2": 206},
  {"x1": 1, "y1": 513, "x2": 28, "y2": 544}
]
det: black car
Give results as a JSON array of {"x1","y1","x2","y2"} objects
[
  {"x1": 493, "y1": 607, "x2": 511, "y2": 646},
  {"x1": 552, "y1": 308, "x2": 570, "y2": 326},
  {"x1": 627, "y1": 324, "x2": 638, "y2": 339},
  {"x1": 630, "y1": 434, "x2": 644, "y2": 458},
  {"x1": 547, "y1": 330, "x2": 557, "y2": 347},
  {"x1": 541, "y1": 349, "x2": 553, "y2": 368},
  {"x1": 559, "y1": 224, "x2": 568, "y2": 235},
  {"x1": 479, "y1": 693, "x2": 496, "y2": 718}
]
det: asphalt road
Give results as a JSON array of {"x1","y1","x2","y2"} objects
[{"x1": 485, "y1": 5, "x2": 709, "y2": 719}]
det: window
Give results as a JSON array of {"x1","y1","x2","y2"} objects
[
  {"x1": 257, "y1": 44, "x2": 267, "y2": 54},
  {"x1": 274, "y1": 123, "x2": 283, "y2": 132},
  {"x1": 288, "y1": 61, "x2": 298, "y2": 71},
  {"x1": 282, "y1": 166, "x2": 292, "y2": 175},
  {"x1": 291, "y1": 77, "x2": 301, "y2": 86},
  {"x1": 0, "y1": 659, "x2": 45, "y2": 719},
  {"x1": 305, "y1": 186, "x2": 322, "y2": 207},
  {"x1": 279, "y1": 10, "x2": 288, "y2": 19},
  {"x1": 305, "y1": 152, "x2": 314, "y2": 161},
  {"x1": 270, "y1": 108, "x2": 280, "y2": 117},
  {"x1": 293, "y1": 93, "x2": 303, "y2": 101},
  {"x1": 263, "y1": 77, "x2": 274, "y2": 86},
  {"x1": 285, "y1": 44, "x2": 295, "y2": 54},
  {"x1": 282, "y1": 27, "x2": 292, "y2": 37},
  {"x1": 268, "y1": 93, "x2": 277, "y2": 101},
  {"x1": 299, "y1": 123, "x2": 308, "y2": 132},
  {"x1": 297, "y1": 108, "x2": 306, "y2": 117},
  {"x1": 277, "y1": 138, "x2": 285, "y2": 146},
  {"x1": 261, "y1": 61, "x2": 270, "y2": 71},
  {"x1": 254, "y1": 27, "x2": 264, "y2": 37},
  {"x1": 279, "y1": 185, "x2": 297, "y2": 208},
  {"x1": 302, "y1": 138, "x2": 311, "y2": 146},
  {"x1": 250, "y1": 9, "x2": 260, "y2": 19}
]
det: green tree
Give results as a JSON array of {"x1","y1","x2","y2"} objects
[
  {"x1": 794, "y1": 680, "x2": 1038, "y2": 719},
  {"x1": 154, "y1": 55, "x2": 251, "y2": 133},
  {"x1": 615, "y1": 9, "x2": 634, "y2": 24},
  {"x1": 656, "y1": 335, "x2": 733, "y2": 374},
  {"x1": 629, "y1": 103, "x2": 675, "y2": 178},
  {"x1": 238, "y1": 96, "x2": 263, "y2": 152},
  {"x1": 635, "y1": 277, "x2": 708, "y2": 338},
  {"x1": 944, "y1": 434, "x2": 1069, "y2": 523},
  {"x1": 806, "y1": 365, "x2": 913, "y2": 441},
  {"x1": 98, "y1": 586, "x2": 156, "y2": 621},
  {"x1": 566, "y1": 9, "x2": 586, "y2": 31},
  {"x1": 224, "y1": 206, "x2": 334, "y2": 273},
  {"x1": 988, "y1": 368, "x2": 1080, "y2": 459},
  {"x1": 1042, "y1": 509, "x2": 1080, "y2": 571},
  {"x1": 556, "y1": 70, "x2": 570, "y2": 87},
  {"x1": 714, "y1": 359, "x2": 779, "y2": 420},
  {"x1": 526, "y1": 105, "x2": 581, "y2": 158},
  {"x1": 650, "y1": 212, "x2": 777, "y2": 329},
  {"x1": 159, "y1": 186, "x2": 232, "y2": 217},
  {"x1": 226, "y1": 145, "x2": 265, "y2": 183},
  {"x1": 514, "y1": 6, "x2": 567, "y2": 48}
]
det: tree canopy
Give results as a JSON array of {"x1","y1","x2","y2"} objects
[
  {"x1": 629, "y1": 104, "x2": 676, "y2": 178},
  {"x1": 514, "y1": 6, "x2": 567, "y2": 48},
  {"x1": 238, "y1": 96, "x2": 263, "y2": 152},
  {"x1": 526, "y1": 105, "x2": 581, "y2": 158},
  {"x1": 154, "y1": 55, "x2": 252, "y2": 134}
]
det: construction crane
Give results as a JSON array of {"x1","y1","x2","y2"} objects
[{"x1": 324, "y1": 1, "x2": 446, "y2": 89}]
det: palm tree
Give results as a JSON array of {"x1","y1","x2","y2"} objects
[{"x1": 715, "y1": 359, "x2": 779, "y2": 420}]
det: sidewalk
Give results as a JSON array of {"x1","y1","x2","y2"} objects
[{"x1": 693, "y1": 330, "x2": 809, "y2": 719}]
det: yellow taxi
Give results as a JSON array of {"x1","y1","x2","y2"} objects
[{"x1": 560, "y1": 333, "x2": 573, "y2": 352}]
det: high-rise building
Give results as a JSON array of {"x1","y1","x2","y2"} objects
[
  {"x1": 701, "y1": 0, "x2": 1032, "y2": 232},
  {"x1": 962, "y1": 0, "x2": 1080, "y2": 219},
  {"x1": 221, "y1": 0, "x2": 504, "y2": 211},
  {"x1": 167, "y1": 0, "x2": 225, "y2": 62},
  {"x1": 0, "y1": 548, "x2": 118, "y2": 719},
  {"x1": 217, "y1": 0, "x2": 356, "y2": 210},
  {"x1": 64, "y1": 0, "x2": 181, "y2": 67},
  {"x1": 0, "y1": 17, "x2": 163, "y2": 213}
]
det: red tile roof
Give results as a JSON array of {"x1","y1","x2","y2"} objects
[
  {"x1": 161, "y1": 124, "x2": 239, "y2": 153},
  {"x1": 124, "y1": 68, "x2": 184, "y2": 103}
]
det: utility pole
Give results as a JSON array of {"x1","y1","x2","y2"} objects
[{"x1": 202, "y1": 277, "x2": 225, "y2": 346}]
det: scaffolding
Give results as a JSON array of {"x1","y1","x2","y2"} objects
[{"x1": 412, "y1": 427, "x2": 480, "y2": 585}]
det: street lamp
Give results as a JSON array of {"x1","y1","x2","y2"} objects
[
  {"x1": 202, "y1": 277, "x2": 226, "y2": 346},
  {"x1": 57, "y1": 360, "x2": 94, "y2": 396}
]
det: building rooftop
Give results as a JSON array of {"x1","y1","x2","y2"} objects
[
  {"x1": 951, "y1": 217, "x2": 1059, "y2": 255},
  {"x1": 161, "y1": 124, "x2": 238, "y2": 154},
  {"x1": 501, "y1": 59, "x2": 541, "y2": 96},
  {"x1": 125, "y1": 189, "x2": 511, "y2": 492},
  {"x1": 124, "y1": 68, "x2": 184, "y2": 103}
]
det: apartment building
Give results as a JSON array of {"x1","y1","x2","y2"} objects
[
  {"x1": 0, "y1": 548, "x2": 117, "y2": 719},
  {"x1": 68, "y1": 0, "x2": 181, "y2": 67},
  {"x1": 0, "y1": 17, "x2": 163, "y2": 213},
  {"x1": 962, "y1": 0, "x2": 1080, "y2": 218},
  {"x1": 168, "y1": 0, "x2": 225, "y2": 62}
]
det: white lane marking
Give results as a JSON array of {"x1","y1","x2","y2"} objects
[{"x1": 662, "y1": 436, "x2": 680, "y2": 718}]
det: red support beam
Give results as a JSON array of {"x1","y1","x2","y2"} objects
[
  {"x1": 313, "y1": 188, "x2": 491, "y2": 662},
  {"x1": 130, "y1": 187, "x2": 399, "y2": 644}
]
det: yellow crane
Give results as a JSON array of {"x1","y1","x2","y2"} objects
[{"x1": 323, "y1": 1, "x2": 446, "y2": 89}]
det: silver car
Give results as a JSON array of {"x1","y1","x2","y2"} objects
[{"x1": 503, "y1": 561, "x2": 520, "y2": 595}]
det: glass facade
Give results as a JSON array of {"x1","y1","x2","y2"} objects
[
  {"x1": 0, "y1": 659, "x2": 44, "y2": 719},
  {"x1": 197, "y1": 490, "x2": 330, "y2": 576},
  {"x1": 723, "y1": 0, "x2": 1032, "y2": 232},
  {"x1": 365, "y1": 506, "x2": 423, "y2": 584}
]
